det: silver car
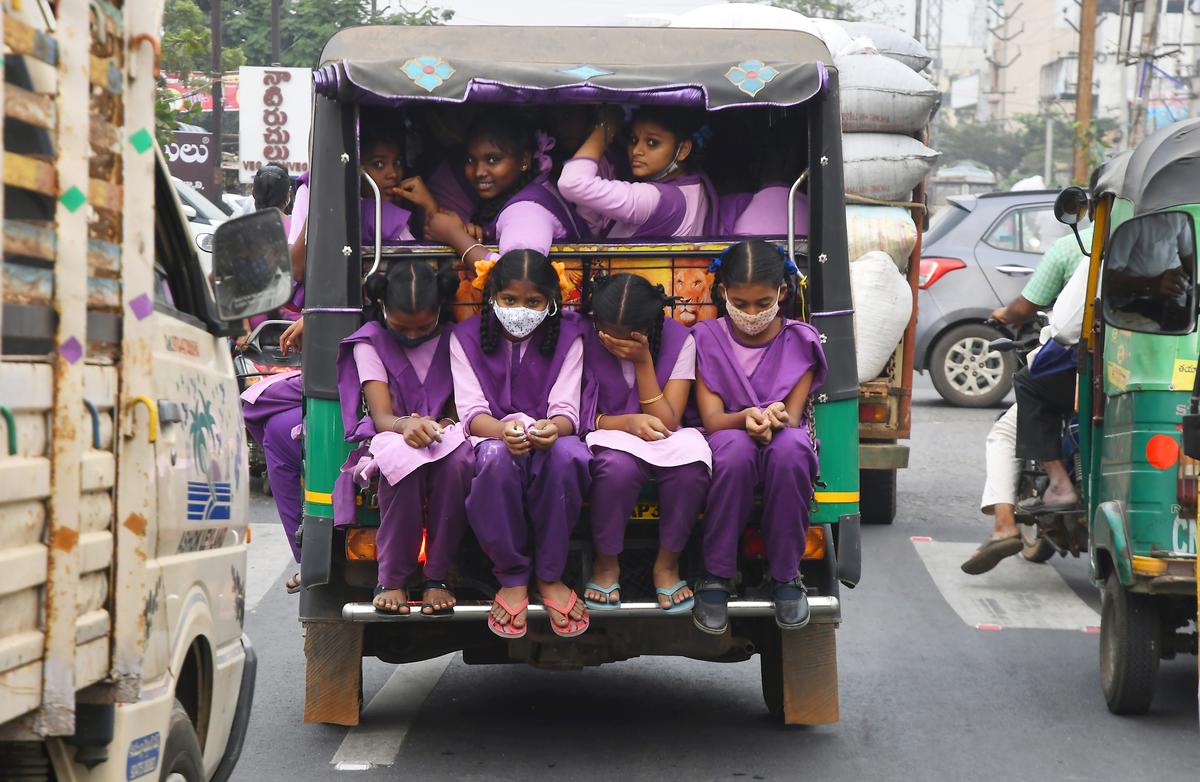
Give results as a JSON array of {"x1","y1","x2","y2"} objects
[{"x1": 915, "y1": 190, "x2": 1076, "y2": 406}]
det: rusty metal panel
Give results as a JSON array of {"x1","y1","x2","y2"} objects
[
  {"x1": 36, "y1": 0, "x2": 91, "y2": 736},
  {"x1": 2, "y1": 15, "x2": 58, "y2": 66},
  {"x1": 111, "y1": 0, "x2": 159, "y2": 703},
  {"x1": 2, "y1": 152, "x2": 57, "y2": 197},
  {"x1": 5, "y1": 220, "x2": 57, "y2": 262},
  {"x1": 4, "y1": 84, "x2": 55, "y2": 130}
]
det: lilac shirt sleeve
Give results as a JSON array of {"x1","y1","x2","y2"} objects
[
  {"x1": 496, "y1": 201, "x2": 564, "y2": 255},
  {"x1": 669, "y1": 334, "x2": 697, "y2": 381},
  {"x1": 352, "y1": 343, "x2": 388, "y2": 384},
  {"x1": 558, "y1": 157, "x2": 661, "y2": 228},
  {"x1": 450, "y1": 333, "x2": 492, "y2": 432},
  {"x1": 288, "y1": 183, "x2": 309, "y2": 245},
  {"x1": 545, "y1": 335, "x2": 584, "y2": 431}
]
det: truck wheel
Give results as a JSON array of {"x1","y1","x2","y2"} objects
[
  {"x1": 859, "y1": 469, "x2": 896, "y2": 525},
  {"x1": 760, "y1": 625, "x2": 784, "y2": 720},
  {"x1": 1100, "y1": 574, "x2": 1160, "y2": 715},
  {"x1": 929, "y1": 323, "x2": 1014, "y2": 408},
  {"x1": 1019, "y1": 524, "x2": 1055, "y2": 563},
  {"x1": 160, "y1": 700, "x2": 204, "y2": 782}
]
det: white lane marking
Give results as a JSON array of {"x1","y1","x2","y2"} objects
[
  {"x1": 332, "y1": 654, "x2": 455, "y2": 771},
  {"x1": 913, "y1": 540, "x2": 1101, "y2": 631},
  {"x1": 245, "y1": 521, "x2": 295, "y2": 612}
]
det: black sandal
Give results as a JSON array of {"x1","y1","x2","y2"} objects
[
  {"x1": 372, "y1": 584, "x2": 410, "y2": 615},
  {"x1": 420, "y1": 580, "x2": 455, "y2": 616},
  {"x1": 772, "y1": 577, "x2": 810, "y2": 630},
  {"x1": 692, "y1": 575, "x2": 735, "y2": 636}
]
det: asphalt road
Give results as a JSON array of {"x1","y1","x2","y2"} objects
[{"x1": 231, "y1": 377, "x2": 1199, "y2": 781}]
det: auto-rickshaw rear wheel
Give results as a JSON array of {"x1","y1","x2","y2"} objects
[{"x1": 1100, "y1": 573, "x2": 1160, "y2": 715}]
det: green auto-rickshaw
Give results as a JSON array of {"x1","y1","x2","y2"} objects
[{"x1": 1055, "y1": 119, "x2": 1200, "y2": 714}]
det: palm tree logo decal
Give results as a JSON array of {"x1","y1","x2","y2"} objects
[{"x1": 189, "y1": 398, "x2": 218, "y2": 482}]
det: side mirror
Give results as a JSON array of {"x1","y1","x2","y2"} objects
[
  {"x1": 181, "y1": 203, "x2": 198, "y2": 219},
  {"x1": 1054, "y1": 186, "x2": 1092, "y2": 257},
  {"x1": 211, "y1": 210, "x2": 293, "y2": 321},
  {"x1": 1101, "y1": 210, "x2": 1197, "y2": 336}
]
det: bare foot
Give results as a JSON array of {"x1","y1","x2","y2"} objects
[
  {"x1": 653, "y1": 551, "x2": 692, "y2": 609},
  {"x1": 1042, "y1": 484, "x2": 1079, "y2": 506},
  {"x1": 373, "y1": 587, "x2": 409, "y2": 615},
  {"x1": 490, "y1": 585, "x2": 528, "y2": 631},
  {"x1": 584, "y1": 554, "x2": 621, "y2": 606},
  {"x1": 537, "y1": 580, "x2": 587, "y2": 628},
  {"x1": 421, "y1": 584, "x2": 456, "y2": 614}
]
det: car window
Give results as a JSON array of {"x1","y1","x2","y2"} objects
[
  {"x1": 173, "y1": 177, "x2": 230, "y2": 223},
  {"x1": 1021, "y1": 207, "x2": 1073, "y2": 254},
  {"x1": 925, "y1": 203, "x2": 970, "y2": 245},
  {"x1": 984, "y1": 210, "x2": 1019, "y2": 251}
]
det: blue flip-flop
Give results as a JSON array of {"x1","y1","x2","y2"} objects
[
  {"x1": 583, "y1": 581, "x2": 621, "y2": 611},
  {"x1": 656, "y1": 581, "x2": 695, "y2": 614}
]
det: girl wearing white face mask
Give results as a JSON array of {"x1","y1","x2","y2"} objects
[
  {"x1": 690, "y1": 240, "x2": 828, "y2": 637},
  {"x1": 449, "y1": 249, "x2": 593, "y2": 639}
]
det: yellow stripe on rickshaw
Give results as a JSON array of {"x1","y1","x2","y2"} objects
[
  {"x1": 305, "y1": 490, "x2": 333, "y2": 505},
  {"x1": 815, "y1": 491, "x2": 859, "y2": 503}
]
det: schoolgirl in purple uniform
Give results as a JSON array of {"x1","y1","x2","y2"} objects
[
  {"x1": 691, "y1": 240, "x2": 828, "y2": 635},
  {"x1": 334, "y1": 263, "x2": 473, "y2": 615},
  {"x1": 425, "y1": 112, "x2": 588, "y2": 268},
  {"x1": 451, "y1": 250, "x2": 592, "y2": 639},
  {"x1": 580, "y1": 275, "x2": 711, "y2": 613},
  {"x1": 558, "y1": 105, "x2": 718, "y2": 239}
]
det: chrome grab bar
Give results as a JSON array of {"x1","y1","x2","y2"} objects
[
  {"x1": 360, "y1": 170, "x2": 383, "y2": 283},
  {"x1": 786, "y1": 168, "x2": 810, "y2": 282}
]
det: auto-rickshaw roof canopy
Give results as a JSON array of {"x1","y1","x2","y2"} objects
[
  {"x1": 1100, "y1": 118, "x2": 1200, "y2": 214},
  {"x1": 314, "y1": 25, "x2": 831, "y2": 111}
]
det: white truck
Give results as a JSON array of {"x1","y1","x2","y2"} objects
[{"x1": 0, "y1": 1, "x2": 289, "y2": 779}]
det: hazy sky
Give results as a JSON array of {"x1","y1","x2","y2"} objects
[{"x1": 427, "y1": 0, "x2": 977, "y2": 45}]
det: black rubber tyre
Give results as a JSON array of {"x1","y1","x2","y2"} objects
[
  {"x1": 1019, "y1": 524, "x2": 1055, "y2": 563},
  {"x1": 929, "y1": 323, "x2": 1015, "y2": 408},
  {"x1": 860, "y1": 469, "x2": 896, "y2": 525},
  {"x1": 759, "y1": 624, "x2": 784, "y2": 720},
  {"x1": 160, "y1": 700, "x2": 204, "y2": 782},
  {"x1": 1099, "y1": 573, "x2": 1160, "y2": 715}
]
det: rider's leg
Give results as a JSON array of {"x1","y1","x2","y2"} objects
[
  {"x1": 1013, "y1": 367, "x2": 1079, "y2": 505},
  {"x1": 980, "y1": 404, "x2": 1020, "y2": 540}
]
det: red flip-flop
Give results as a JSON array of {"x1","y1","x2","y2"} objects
[
  {"x1": 487, "y1": 593, "x2": 529, "y2": 639},
  {"x1": 541, "y1": 591, "x2": 590, "y2": 638}
]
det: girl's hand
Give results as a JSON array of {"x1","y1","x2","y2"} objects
[
  {"x1": 397, "y1": 417, "x2": 442, "y2": 449},
  {"x1": 764, "y1": 401, "x2": 790, "y2": 431},
  {"x1": 279, "y1": 317, "x2": 304, "y2": 355},
  {"x1": 528, "y1": 419, "x2": 559, "y2": 451},
  {"x1": 598, "y1": 330, "x2": 653, "y2": 367},
  {"x1": 597, "y1": 105, "x2": 624, "y2": 144},
  {"x1": 624, "y1": 414, "x2": 670, "y2": 442},
  {"x1": 744, "y1": 407, "x2": 773, "y2": 446},
  {"x1": 465, "y1": 222, "x2": 485, "y2": 242},
  {"x1": 425, "y1": 210, "x2": 467, "y2": 245},
  {"x1": 503, "y1": 421, "x2": 532, "y2": 456},
  {"x1": 394, "y1": 176, "x2": 436, "y2": 213}
]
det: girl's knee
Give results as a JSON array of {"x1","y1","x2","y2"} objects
[
  {"x1": 590, "y1": 447, "x2": 636, "y2": 478},
  {"x1": 474, "y1": 440, "x2": 518, "y2": 475}
]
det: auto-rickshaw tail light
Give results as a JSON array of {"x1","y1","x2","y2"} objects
[
  {"x1": 1177, "y1": 454, "x2": 1199, "y2": 510},
  {"x1": 802, "y1": 527, "x2": 826, "y2": 560},
  {"x1": 345, "y1": 528, "x2": 378, "y2": 561}
]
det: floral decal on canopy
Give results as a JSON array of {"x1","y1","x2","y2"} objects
[
  {"x1": 403, "y1": 56, "x2": 455, "y2": 92},
  {"x1": 725, "y1": 60, "x2": 779, "y2": 97}
]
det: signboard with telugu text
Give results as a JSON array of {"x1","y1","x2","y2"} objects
[
  {"x1": 237, "y1": 66, "x2": 312, "y2": 183},
  {"x1": 163, "y1": 131, "x2": 217, "y2": 199}
]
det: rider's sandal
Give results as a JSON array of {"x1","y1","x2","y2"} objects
[
  {"x1": 960, "y1": 536, "x2": 1023, "y2": 575},
  {"x1": 372, "y1": 584, "x2": 410, "y2": 615},
  {"x1": 691, "y1": 575, "x2": 734, "y2": 636},
  {"x1": 419, "y1": 580, "x2": 455, "y2": 616},
  {"x1": 772, "y1": 577, "x2": 811, "y2": 631}
]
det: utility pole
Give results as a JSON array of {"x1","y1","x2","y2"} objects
[
  {"x1": 1129, "y1": 0, "x2": 1162, "y2": 146},
  {"x1": 1045, "y1": 115, "x2": 1054, "y2": 185},
  {"x1": 986, "y1": 2, "x2": 1022, "y2": 125},
  {"x1": 914, "y1": 0, "x2": 922, "y2": 41},
  {"x1": 1073, "y1": 0, "x2": 1097, "y2": 183},
  {"x1": 271, "y1": 0, "x2": 281, "y2": 65},
  {"x1": 211, "y1": 0, "x2": 223, "y2": 196}
]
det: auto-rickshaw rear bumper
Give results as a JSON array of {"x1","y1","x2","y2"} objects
[{"x1": 340, "y1": 597, "x2": 841, "y2": 624}]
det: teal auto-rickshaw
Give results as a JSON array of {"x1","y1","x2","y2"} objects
[{"x1": 1055, "y1": 119, "x2": 1200, "y2": 714}]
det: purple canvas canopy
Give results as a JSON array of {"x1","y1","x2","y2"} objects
[{"x1": 315, "y1": 25, "x2": 830, "y2": 112}]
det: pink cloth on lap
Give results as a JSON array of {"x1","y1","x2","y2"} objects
[
  {"x1": 367, "y1": 423, "x2": 467, "y2": 485},
  {"x1": 585, "y1": 426, "x2": 711, "y2": 470},
  {"x1": 240, "y1": 369, "x2": 301, "y2": 404}
]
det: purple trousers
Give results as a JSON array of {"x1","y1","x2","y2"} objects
[
  {"x1": 245, "y1": 405, "x2": 303, "y2": 562},
  {"x1": 589, "y1": 449, "x2": 709, "y2": 555},
  {"x1": 466, "y1": 437, "x2": 591, "y2": 587},
  {"x1": 375, "y1": 443, "x2": 474, "y2": 589},
  {"x1": 703, "y1": 427, "x2": 817, "y2": 582}
]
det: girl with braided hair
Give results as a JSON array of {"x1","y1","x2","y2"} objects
[
  {"x1": 333, "y1": 262, "x2": 472, "y2": 615},
  {"x1": 691, "y1": 240, "x2": 827, "y2": 636},
  {"x1": 580, "y1": 274, "x2": 711, "y2": 613},
  {"x1": 450, "y1": 250, "x2": 592, "y2": 639}
]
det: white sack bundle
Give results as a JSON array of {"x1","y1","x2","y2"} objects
[
  {"x1": 850, "y1": 250, "x2": 914, "y2": 382},
  {"x1": 837, "y1": 21, "x2": 933, "y2": 71},
  {"x1": 668, "y1": 4, "x2": 874, "y2": 57},
  {"x1": 846, "y1": 205, "x2": 918, "y2": 271},
  {"x1": 842, "y1": 133, "x2": 940, "y2": 202},
  {"x1": 836, "y1": 53, "x2": 941, "y2": 134}
]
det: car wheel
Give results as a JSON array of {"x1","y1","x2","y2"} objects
[{"x1": 929, "y1": 323, "x2": 1014, "y2": 407}]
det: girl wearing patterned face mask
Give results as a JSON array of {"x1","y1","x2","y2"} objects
[
  {"x1": 690, "y1": 240, "x2": 828, "y2": 637},
  {"x1": 449, "y1": 249, "x2": 593, "y2": 640}
]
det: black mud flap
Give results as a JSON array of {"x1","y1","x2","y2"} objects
[
  {"x1": 836, "y1": 513, "x2": 861, "y2": 588},
  {"x1": 300, "y1": 514, "x2": 333, "y2": 588}
]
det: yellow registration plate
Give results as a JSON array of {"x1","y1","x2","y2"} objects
[{"x1": 630, "y1": 502, "x2": 660, "y2": 521}]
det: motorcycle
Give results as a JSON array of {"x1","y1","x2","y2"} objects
[
  {"x1": 234, "y1": 319, "x2": 302, "y2": 494},
  {"x1": 987, "y1": 321, "x2": 1087, "y2": 563}
]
